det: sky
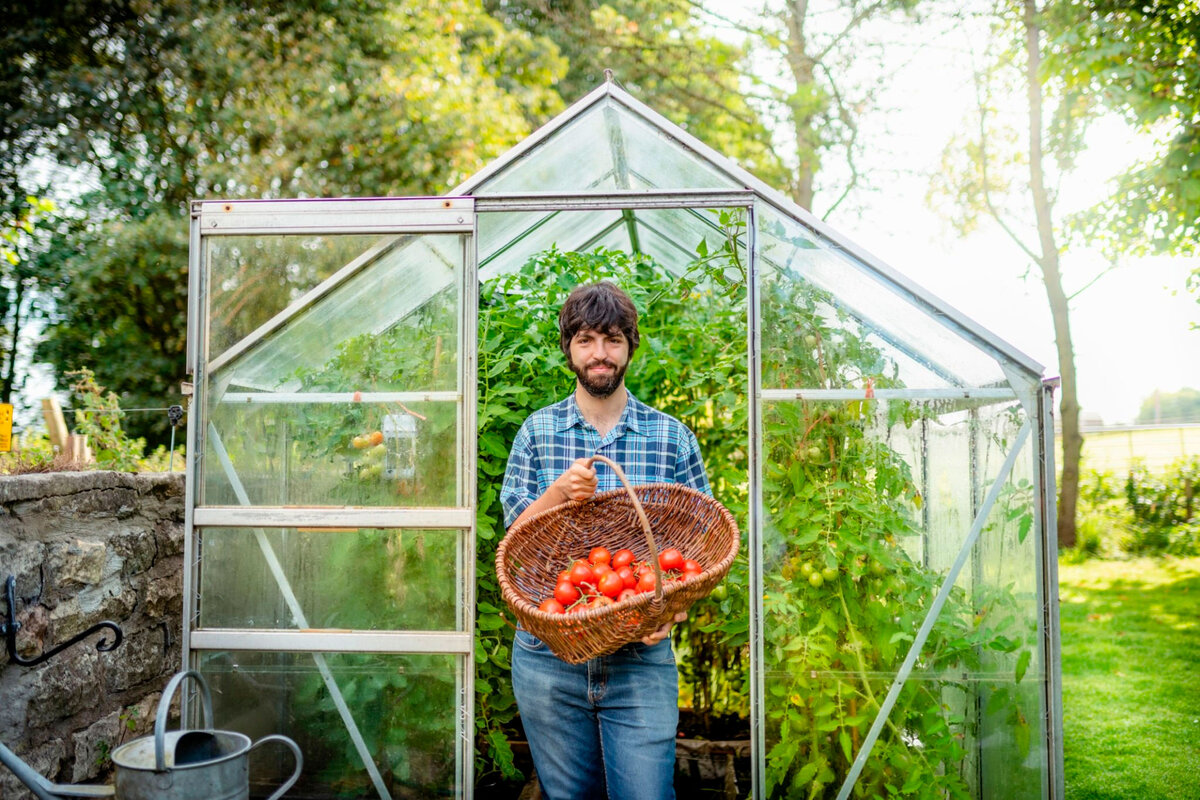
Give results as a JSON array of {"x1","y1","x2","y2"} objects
[{"x1": 721, "y1": 3, "x2": 1200, "y2": 426}]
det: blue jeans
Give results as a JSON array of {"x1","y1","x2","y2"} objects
[{"x1": 511, "y1": 629, "x2": 678, "y2": 800}]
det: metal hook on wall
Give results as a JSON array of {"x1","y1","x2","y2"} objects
[{"x1": 1, "y1": 575, "x2": 123, "y2": 668}]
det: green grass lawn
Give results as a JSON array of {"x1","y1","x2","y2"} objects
[{"x1": 1059, "y1": 556, "x2": 1200, "y2": 800}]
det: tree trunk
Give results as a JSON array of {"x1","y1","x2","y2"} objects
[
  {"x1": 1, "y1": 277, "x2": 25, "y2": 405},
  {"x1": 1023, "y1": 0, "x2": 1079, "y2": 548},
  {"x1": 782, "y1": 0, "x2": 818, "y2": 210}
]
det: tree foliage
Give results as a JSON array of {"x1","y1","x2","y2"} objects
[
  {"x1": 1043, "y1": 0, "x2": 1200, "y2": 258},
  {"x1": 1, "y1": 0, "x2": 566, "y2": 442},
  {"x1": 1136, "y1": 386, "x2": 1200, "y2": 425},
  {"x1": 485, "y1": 0, "x2": 790, "y2": 189}
]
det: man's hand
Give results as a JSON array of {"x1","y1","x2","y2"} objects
[
  {"x1": 641, "y1": 611, "x2": 688, "y2": 646},
  {"x1": 553, "y1": 457, "x2": 597, "y2": 503}
]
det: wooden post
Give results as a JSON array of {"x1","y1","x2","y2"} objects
[{"x1": 42, "y1": 398, "x2": 69, "y2": 451}]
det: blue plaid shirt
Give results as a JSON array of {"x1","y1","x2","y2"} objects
[{"x1": 501, "y1": 392, "x2": 711, "y2": 528}]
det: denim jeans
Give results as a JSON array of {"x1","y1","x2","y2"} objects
[{"x1": 511, "y1": 629, "x2": 679, "y2": 800}]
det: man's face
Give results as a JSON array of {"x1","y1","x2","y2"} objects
[{"x1": 567, "y1": 327, "x2": 631, "y2": 399}]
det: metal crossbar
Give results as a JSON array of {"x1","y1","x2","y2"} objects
[{"x1": 835, "y1": 421, "x2": 1031, "y2": 800}]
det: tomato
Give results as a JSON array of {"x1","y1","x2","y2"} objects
[
  {"x1": 569, "y1": 561, "x2": 597, "y2": 587},
  {"x1": 682, "y1": 559, "x2": 701, "y2": 574},
  {"x1": 611, "y1": 549, "x2": 636, "y2": 569},
  {"x1": 659, "y1": 548, "x2": 685, "y2": 573},
  {"x1": 588, "y1": 595, "x2": 615, "y2": 609},
  {"x1": 369, "y1": 430, "x2": 384, "y2": 446},
  {"x1": 617, "y1": 588, "x2": 637, "y2": 603},
  {"x1": 598, "y1": 571, "x2": 625, "y2": 598},
  {"x1": 592, "y1": 563, "x2": 613, "y2": 579},
  {"x1": 682, "y1": 569, "x2": 702, "y2": 583},
  {"x1": 588, "y1": 546, "x2": 612, "y2": 566},
  {"x1": 554, "y1": 580, "x2": 581, "y2": 606},
  {"x1": 557, "y1": 569, "x2": 571, "y2": 584},
  {"x1": 637, "y1": 571, "x2": 659, "y2": 594},
  {"x1": 538, "y1": 598, "x2": 565, "y2": 614},
  {"x1": 616, "y1": 565, "x2": 637, "y2": 590},
  {"x1": 635, "y1": 562, "x2": 655, "y2": 579}
]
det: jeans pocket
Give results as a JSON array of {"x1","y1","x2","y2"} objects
[{"x1": 514, "y1": 629, "x2": 548, "y2": 653}]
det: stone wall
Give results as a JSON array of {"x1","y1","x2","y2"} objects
[{"x1": 0, "y1": 471, "x2": 184, "y2": 798}]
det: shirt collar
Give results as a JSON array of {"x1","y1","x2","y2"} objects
[{"x1": 554, "y1": 391, "x2": 646, "y2": 435}]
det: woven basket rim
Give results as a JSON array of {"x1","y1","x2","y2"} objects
[
  {"x1": 497, "y1": 481, "x2": 739, "y2": 622},
  {"x1": 504, "y1": 481, "x2": 722, "y2": 538}
]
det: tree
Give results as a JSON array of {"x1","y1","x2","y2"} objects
[
  {"x1": 0, "y1": 195, "x2": 56, "y2": 410},
  {"x1": 1042, "y1": 0, "x2": 1200, "y2": 260},
  {"x1": 698, "y1": 0, "x2": 924, "y2": 213},
  {"x1": 2, "y1": 0, "x2": 566, "y2": 442},
  {"x1": 485, "y1": 0, "x2": 789, "y2": 188},
  {"x1": 1136, "y1": 387, "x2": 1200, "y2": 425},
  {"x1": 931, "y1": 0, "x2": 1095, "y2": 548}
]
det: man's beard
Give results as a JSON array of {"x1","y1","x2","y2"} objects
[{"x1": 570, "y1": 357, "x2": 628, "y2": 399}]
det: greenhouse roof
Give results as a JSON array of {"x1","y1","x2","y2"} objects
[{"x1": 209, "y1": 81, "x2": 1043, "y2": 397}]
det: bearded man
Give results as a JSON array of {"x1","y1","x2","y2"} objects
[{"x1": 500, "y1": 280, "x2": 710, "y2": 800}]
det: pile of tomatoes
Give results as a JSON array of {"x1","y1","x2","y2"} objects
[{"x1": 536, "y1": 545, "x2": 703, "y2": 615}]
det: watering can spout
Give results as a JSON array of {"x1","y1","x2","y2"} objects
[{"x1": 0, "y1": 741, "x2": 114, "y2": 799}]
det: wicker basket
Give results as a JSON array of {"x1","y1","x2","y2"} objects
[{"x1": 495, "y1": 454, "x2": 739, "y2": 663}]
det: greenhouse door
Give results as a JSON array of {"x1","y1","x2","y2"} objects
[{"x1": 185, "y1": 198, "x2": 478, "y2": 799}]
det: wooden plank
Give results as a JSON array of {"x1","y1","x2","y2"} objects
[{"x1": 42, "y1": 397, "x2": 68, "y2": 450}]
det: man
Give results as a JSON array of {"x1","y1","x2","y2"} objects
[{"x1": 500, "y1": 280, "x2": 711, "y2": 800}]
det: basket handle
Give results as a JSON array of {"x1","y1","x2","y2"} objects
[{"x1": 591, "y1": 454, "x2": 664, "y2": 604}]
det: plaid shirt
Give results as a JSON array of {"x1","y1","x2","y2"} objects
[{"x1": 501, "y1": 392, "x2": 711, "y2": 528}]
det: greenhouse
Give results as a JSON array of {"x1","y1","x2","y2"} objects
[{"x1": 185, "y1": 81, "x2": 1063, "y2": 799}]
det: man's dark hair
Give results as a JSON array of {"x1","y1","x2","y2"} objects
[{"x1": 558, "y1": 281, "x2": 640, "y2": 357}]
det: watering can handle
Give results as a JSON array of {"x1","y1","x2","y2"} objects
[
  {"x1": 247, "y1": 734, "x2": 304, "y2": 800},
  {"x1": 153, "y1": 670, "x2": 214, "y2": 772}
]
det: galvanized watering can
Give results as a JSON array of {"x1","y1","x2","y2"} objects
[{"x1": 0, "y1": 670, "x2": 302, "y2": 800}]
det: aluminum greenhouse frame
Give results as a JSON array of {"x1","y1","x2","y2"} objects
[{"x1": 185, "y1": 80, "x2": 1063, "y2": 799}]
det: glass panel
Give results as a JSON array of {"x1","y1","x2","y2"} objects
[
  {"x1": 198, "y1": 528, "x2": 461, "y2": 630},
  {"x1": 196, "y1": 650, "x2": 462, "y2": 799},
  {"x1": 201, "y1": 398, "x2": 458, "y2": 507},
  {"x1": 760, "y1": 392, "x2": 1045, "y2": 797},
  {"x1": 208, "y1": 234, "x2": 387, "y2": 364},
  {"x1": 757, "y1": 204, "x2": 1008, "y2": 388},
  {"x1": 210, "y1": 234, "x2": 463, "y2": 392},
  {"x1": 478, "y1": 209, "x2": 623, "y2": 278},
  {"x1": 760, "y1": 670, "x2": 1044, "y2": 798},
  {"x1": 473, "y1": 97, "x2": 737, "y2": 195}
]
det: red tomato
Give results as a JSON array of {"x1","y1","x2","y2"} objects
[
  {"x1": 617, "y1": 588, "x2": 637, "y2": 602},
  {"x1": 635, "y1": 563, "x2": 655, "y2": 579},
  {"x1": 569, "y1": 561, "x2": 597, "y2": 587},
  {"x1": 683, "y1": 559, "x2": 701, "y2": 574},
  {"x1": 682, "y1": 569, "x2": 702, "y2": 583},
  {"x1": 637, "y1": 571, "x2": 659, "y2": 593},
  {"x1": 588, "y1": 547, "x2": 612, "y2": 566},
  {"x1": 554, "y1": 580, "x2": 581, "y2": 606},
  {"x1": 659, "y1": 548, "x2": 685, "y2": 573},
  {"x1": 539, "y1": 598, "x2": 566, "y2": 614},
  {"x1": 588, "y1": 595, "x2": 615, "y2": 609},
  {"x1": 611, "y1": 549, "x2": 636, "y2": 569},
  {"x1": 598, "y1": 571, "x2": 625, "y2": 598},
  {"x1": 557, "y1": 570, "x2": 571, "y2": 583},
  {"x1": 616, "y1": 565, "x2": 637, "y2": 589},
  {"x1": 593, "y1": 563, "x2": 613, "y2": 579}
]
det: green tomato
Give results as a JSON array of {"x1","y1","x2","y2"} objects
[
  {"x1": 800, "y1": 561, "x2": 814, "y2": 577},
  {"x1": 821, "y1": 567, "x2": 838, "y2": 582},
  {"x1": 807, "y1": 572, "x2": 824, "y2": 588},
  {"x1": 711, "y1": 583, "x2": 728, "y2": 601}
]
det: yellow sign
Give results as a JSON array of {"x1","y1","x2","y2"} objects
[{"x1": 0, "y1": 403, "x2": 11, "y2": 452}]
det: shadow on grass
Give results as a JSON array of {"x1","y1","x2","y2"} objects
[{"x1": 1058, "y1": 558, "x2": 1200, "y2": 800}]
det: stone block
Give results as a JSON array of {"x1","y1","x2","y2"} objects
[
  {"x1": 101, "y1": 628, "x2": 166, "y2": 694},
  {"x1": 49, "y1": 539, "x2": 107, "y2": 588},
  {"x1": 71, "y1": 710, "x2": 121, "y2": 783},
  {"x1": 25, "y1": 651, "x2": 100, "y2": 724},
  {"x1": 144, "y1": 576, "x2": 182, "y2": 620}
]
